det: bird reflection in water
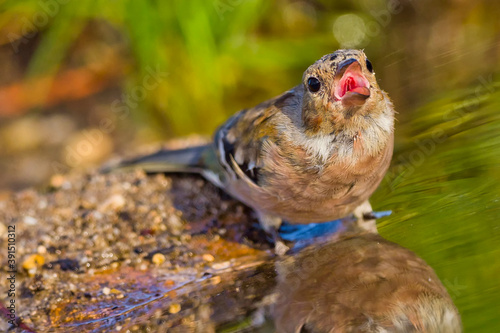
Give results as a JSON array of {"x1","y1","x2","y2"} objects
[{"x1": 272, "y1": 230, "x2": 462, "y2": 333}]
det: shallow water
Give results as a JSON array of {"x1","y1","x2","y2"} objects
[{"x1": 373, "y1": 79, "x2": 500, "y2": 332}]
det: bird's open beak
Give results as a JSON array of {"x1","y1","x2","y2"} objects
[{"x1": 333, "y1": 58, "x2": 370, "y2": 106}]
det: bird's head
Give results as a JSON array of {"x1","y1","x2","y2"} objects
[{"x1": 301, "y1": 49, "x2": 389, "y2": 136}]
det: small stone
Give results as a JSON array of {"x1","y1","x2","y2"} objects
[
  {"x1": 164, "y1": 280, "x2": 175, "y2": 287},
  {"x1": 23, "y1": 216, "x2": 38, "y2": 225},
  {"x1": 152, "y1": 253, "x2": 166, "y2": 265},
  {"x1": 100, "y1": 194, "x2": 126, "y2": 211},
  {"x1": 168, "y1": 303, "x2": 181, "y2": 314},
  {"x1": 38, "y1": 200, "x2": 47, "y2": 209},
  {"x1": 274, "y1": 241, "x2": 290, "y2": 256},
  {"x1": 167, "y1": 214, "x2": 183, "y2": 230},
  {"x1": 37, "y1": 245, "x2": 47, "y2": 254},
  {"x1": 211, "y1": 261, "x2": 231, "y2": 270},
  {"x1": 22, "y1": 254, "x2": 45, "y2": 271},
  {"x1": 102, "y1": 287, "x2": 111, "y2": 295},
  {"x1": 211, "y1": 276, "x2": 222, "y2": 285},
  {"x1": 180, "y1": 233, "x2": 191, "y2": 242},
  {"x1": 110, "y1": 288, "x2": 122, "y2": 294},
  {"x1": 202, "y1": 254, "x2": 215, "y2": 262}
]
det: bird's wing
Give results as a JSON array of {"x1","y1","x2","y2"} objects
[{"x1": 213, "y1": 88, "x2": 300, "y2": 187}]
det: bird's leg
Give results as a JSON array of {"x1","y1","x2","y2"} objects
[
  {"x1": 257, "y1": 212, "x2": 289, "y2": 256},
  {"x1": 352, "y1": 200, "x2": 378, "y2": 233}
]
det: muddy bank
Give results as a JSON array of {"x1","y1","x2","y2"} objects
[{"x1": 0, "y1": 164, "x2": 461, "y2": 332}]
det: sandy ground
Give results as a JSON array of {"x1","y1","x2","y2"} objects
[{"x1": 0, "y1": 166, "x2": 279, "y2": 332}]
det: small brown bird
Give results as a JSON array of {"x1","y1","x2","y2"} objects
[
  {"x1": 273, "y1": 233, "x2": 462, "y2": 333},
  {"x1": 113, "y1": 49, "x2": 394, "y2": 238}
]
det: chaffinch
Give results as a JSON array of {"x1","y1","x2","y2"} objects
[{"x1": 112, "y1": 49, "x2": 395, "y2": 244}]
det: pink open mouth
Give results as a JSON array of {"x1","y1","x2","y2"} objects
[{"x1": 334, "y1": 61, "x2": 370, "y2": 105}]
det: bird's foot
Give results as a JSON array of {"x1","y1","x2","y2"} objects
[
  {"x1": 256, "y1": 212, "x2": 290, "y2": 255},
  {"x1": 363, "y1": 210, "x2": 392, "y2": 220},
  {"x1": 353, "y1": 201, "x2": 388, "y2": 233},
  {"x1": 353, "y1": 201, "x2": 392, "y2": 233},
  {"x1": 274, "y1": 240, "x2": 289, "y2": 256},
  {"x1": 268, "y1": 228, "x2": 289, "y2": 256}
]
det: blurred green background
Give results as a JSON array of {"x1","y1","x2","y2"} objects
[{"x1": 0, "y1": 0, "x2": 499, "y2": 332}]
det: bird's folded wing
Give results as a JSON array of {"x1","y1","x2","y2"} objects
[{"x1": 213, "y1": 89, "x2": 298, "y2": 186}]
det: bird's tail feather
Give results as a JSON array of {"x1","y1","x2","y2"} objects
[{"x1": 103, "y1": 145, "x2": 212, "y2": 174}]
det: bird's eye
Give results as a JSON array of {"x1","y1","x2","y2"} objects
[
  {"x1": 307, "y1": 77, "x2": 321, "y2": 93},
  {"x1": 366, "y1": 59, "x2": 373, "y2": 73}
]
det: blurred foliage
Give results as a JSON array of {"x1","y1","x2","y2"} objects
[
  {"x1": 1, "y1": 0, "x2": 498, "y2": 137},
  {"x1": 2, "y1": 0, "x2": 320, "y2": 135}
]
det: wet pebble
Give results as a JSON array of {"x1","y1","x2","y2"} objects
[
  {"x1": 23, "y1": 216, "x2": 38, "y2": 225},
  {"x1": 152, "y1": 253, "x2": 166, "y2": 265},
  {"x1": 211, "y1": 261, "x2": 231, "y2": 270},
  {"x1": 202, "y1": 254, "x2": 215, "y2": 262},
  {"x1": 99, "y1": 194, "x2": 126, "y2": 211},
  {"x1": 22, "y1": 254, "x2": 45, "y2": 276},
  {"x1": 168, "y1": 303, "x2": 181, "y2": 314}
]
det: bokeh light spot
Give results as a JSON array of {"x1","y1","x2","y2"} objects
[{"x1": 333, "y1": 14, "x2": 367, "y2": 48}]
